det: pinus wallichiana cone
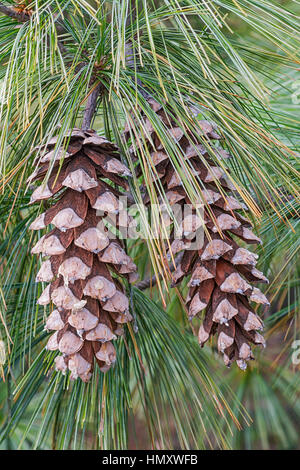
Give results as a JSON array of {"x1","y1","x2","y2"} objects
[
  {"x1": 124, "y1": 98, "x2": 269, "y2": 370},
  {"x1": 29, "y1": 129, "x2": 137, "y2": 382}
]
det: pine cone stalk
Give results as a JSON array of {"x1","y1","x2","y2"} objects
[
  {"x1": 124, "y1": 98, "x2": 269, "y2": 370},
  {"x1": 29, "y1": 129, "x2": 137, "y2": 381}
]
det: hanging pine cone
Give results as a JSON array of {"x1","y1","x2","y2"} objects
[
  {"x1": 29, "y1": 129, "x2": 137, "y2": 381},
  {"x1": 124, "y1": 98, "x2": 269, "y2": 370}
]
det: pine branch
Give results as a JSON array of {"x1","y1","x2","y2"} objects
[
  {"x1": 81, "y1": 83, "x2": 102, "y2": 130},
  {"x1": 0, "y1": 3, "x2": 30, "y2": 22},
  {"x1": 0, "y1": 2, "x2": 67, "y2": 52}
]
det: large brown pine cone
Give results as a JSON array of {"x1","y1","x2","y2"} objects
[
  {"x1": 29, "y1": 129, "x2": 137, "y2": 381},
  {"x1": 124, "y1": 98, "x2": 269, "y2": 370}
]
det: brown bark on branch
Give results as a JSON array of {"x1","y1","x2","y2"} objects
[
  {"x1": 81, "y1": 84, "x2": 102, "y2": 131},
  {"x1": 0, "y1": 2, "x2": 30, "y2": 21}
]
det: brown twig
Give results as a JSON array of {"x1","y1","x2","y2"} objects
[
  {"x1": 81, "y1": 83, "x2": 102, "y2": 130},
  {"x1": 0, "y1": 2, "x2": 30, "y2": 22}
]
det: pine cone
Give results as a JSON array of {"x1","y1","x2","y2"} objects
[
  {"x1": 29, "y1": 129, "x2": 137, "y2": 381},
  {"x1": 124, "y1": 98, "x2": 269, "y2": 370}
]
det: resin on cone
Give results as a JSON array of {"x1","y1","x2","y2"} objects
[
  {"x1": 124, "y1": 98, "x2": 269, "y2": 370},
  {"x1": 29, "y1": 129, "x2": 137, "y2": 381}
]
